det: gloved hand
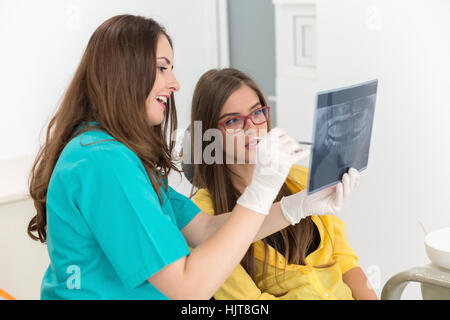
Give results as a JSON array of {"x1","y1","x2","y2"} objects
[
  {"x1": 236, "y1": 127, "x2": 310, "y2": 215},
  {"x1": 280, "y1": 168, "x2": 360, "y2": 225}
]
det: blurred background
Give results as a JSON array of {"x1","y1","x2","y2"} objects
[{"x1": 1, "y1": 0, "x2": 449, "y2": 299}]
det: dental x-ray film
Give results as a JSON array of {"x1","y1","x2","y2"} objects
[{"x1": 307, "y1": 79, "x2": 378, "y2": 195}]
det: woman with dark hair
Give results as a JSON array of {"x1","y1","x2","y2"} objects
[
  {"x1": 189, "y1": 68, "x2": 378, "y2": 300},
  {"x1": 28, "y1": 15, "x2": 355, "y2": 300}
]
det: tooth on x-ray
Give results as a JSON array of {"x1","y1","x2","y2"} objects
[{"x1": 307, "y1": 80, "x2": 378, "y2": 195}]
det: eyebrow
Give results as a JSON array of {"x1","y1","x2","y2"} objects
[
  {"x1": 157, "y1": 57, "x2": 172, "y2": 65},
  {"x1": 218, "y1": 102, "x2": 261, "y2": 121}
]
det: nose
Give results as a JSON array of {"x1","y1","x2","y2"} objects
[
  {"x1": 168, "y1": 72, "x2": 180, "y2": 92},
  {"x1": 244, "y1": 116, "x2": 267, "y2": 139}
]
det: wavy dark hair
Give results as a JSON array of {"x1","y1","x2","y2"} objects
[{"x1": 28, "y1": 14, "x2": 179, "y2": 243}]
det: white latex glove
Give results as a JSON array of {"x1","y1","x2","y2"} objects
[
  {"x1": 280, "y1": 168, "x2": 360, "y2": 224},
  {"x1": 236, "y1": 127, "x2": 310, "y2": 215}
]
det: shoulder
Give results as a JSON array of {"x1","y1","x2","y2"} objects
[
  {"x1": 54, "y1": 130, "x2": 146, "y2": 184},
  {"x1": 312, "y1": 214, "x2": 347, "y2": 238},
  {"x1": 192, "y1": 188, "x2": 215, "y2": 216},
  {"x1": 285, "y1": 165, "x2": 309, "y2": 193},
  {"x1": 325, "y1": 214, "x2": 348, "y2": 233},
  {"x1": 70, "y1": 130, "x2": 140, "y2": 164},
  {"x1": 71, "y1": 130, "x2": 137, "y2": 160}
]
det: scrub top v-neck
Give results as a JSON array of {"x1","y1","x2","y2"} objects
[{"x1": 41, "y1": 122, "x2": 200, "y2": 299}]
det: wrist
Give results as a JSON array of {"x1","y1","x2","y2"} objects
[
  {"x1": 236, "y1": 180, "x2": 279, "y2": 215},
  {"x1": 280, "y1": 190, "x2": 307, "y2": 225}
]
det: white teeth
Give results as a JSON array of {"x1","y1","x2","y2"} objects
[{"x1": 156, "y1": 95, "x2": 168, "y2": 104}]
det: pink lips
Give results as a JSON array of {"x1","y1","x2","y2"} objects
[
  {"x1": 156, "y1": 95, "x2": 170, "y2": 110},
  {"x1": 245, "y1": 139, "x2": 259, "y2": 150},
  {"x1": 156, "y1": 100, "x2": 166, "y2": 109}
]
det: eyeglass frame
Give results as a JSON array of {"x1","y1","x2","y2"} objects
[{"x1": 218, "y1": 106, "x2": 271, "y2": 133}]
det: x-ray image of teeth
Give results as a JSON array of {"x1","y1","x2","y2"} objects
[{"x1": 307, "y1": 80, "x2": 378, "y2": 195}]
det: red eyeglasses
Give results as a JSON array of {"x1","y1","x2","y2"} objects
[{"x1": 219, "y1": 106, "x2": 270, "y2": 134}]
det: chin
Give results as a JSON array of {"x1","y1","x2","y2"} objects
[
  {"x1": 147, "y1": 112, "x2": 165, "y2": 126},
  {"x1": 246, "y1": 156, "x2": 256, "y2": 165}
]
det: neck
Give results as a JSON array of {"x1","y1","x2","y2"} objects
[{"x1": 228, "y1": 163, "x2": 255, "y2": 194}]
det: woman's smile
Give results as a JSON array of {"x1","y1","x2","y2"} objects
[
  {"x1": 245, "y1": 139, "x2": 259, "y2": 150},
  {"x1": 155, "y1": 94, "x2": 170, "y2": 110}
]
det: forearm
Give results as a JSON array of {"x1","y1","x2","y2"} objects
[
  {"x1": 206, "y1": 202, "x2": 289, "y2": 244},
  {"x1": 342, "y1": 267, "x2": 379, "y2": 300},
  {"x1": 254, "y1": 202, "x2": 290, "y2": 241},
  {"x1": 182, "y1": 205, "x2": 266, "y2": 299}
]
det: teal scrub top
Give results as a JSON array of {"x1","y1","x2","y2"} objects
[{"x1": 41, "y1": 122, "x2": 200, "y2": 300}]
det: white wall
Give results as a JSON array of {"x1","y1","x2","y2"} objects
[
  {"x1": 0, "y1": 199, "x2": 48, "y2": 300},
  {"x1": 275, "y1": 0, "x2": 450, "y2": 299},
  {"x1": 0, "y1": 0, "x2": 222, "y2": 161},
  {"x1": 0, "y1": 0, "x2": 223, "y2": 299}
]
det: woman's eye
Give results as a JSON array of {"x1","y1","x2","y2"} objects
[
  {"x1": 253, "y1": 109, "x2": 263, "y2": 116},
  {"x1": 225, "y1": 118, "x2": 237, "y2": 126},
  {"x1": 158, "y1": 66, "x2": 167, "y2": 72}
]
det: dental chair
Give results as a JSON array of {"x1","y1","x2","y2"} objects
[
  {"x1": 381, "y1": 264, "x2": 450, "y2": 300},
  {"x1": 382, "y1": 227, "x2": 450, "y2": 300}
]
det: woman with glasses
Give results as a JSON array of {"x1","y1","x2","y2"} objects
[{"x1": 189, "y1": 68, "x2": 378, "y2": 300}]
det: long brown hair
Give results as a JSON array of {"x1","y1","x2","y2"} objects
[
  {"x1": 28, "y1": 14, "x2": 179, "y2": 243},
  {"x1": 190, "y1": 68, "x2": 334, "y2": 290}
]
